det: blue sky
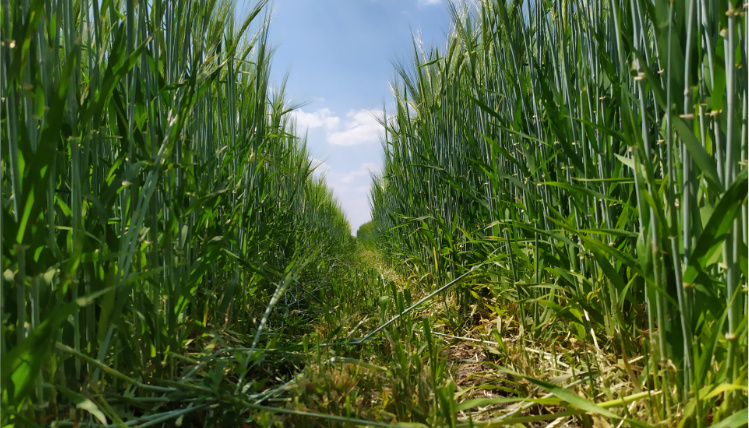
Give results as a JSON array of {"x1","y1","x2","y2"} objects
[{"x1": 243, "y1": 0, "x2": 454, "y2": 235}]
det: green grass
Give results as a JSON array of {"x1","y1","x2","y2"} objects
[
  {"x1": 2, "y1": 0, "x2": 747, "y2": 426},
  {"x1": 1, "y1": 0, "x2": 351, "y2": 425},
  {"x1": 370, "y1": 0, "x2": 747, "y2": 425}
]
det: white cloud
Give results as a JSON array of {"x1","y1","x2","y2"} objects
[
  {"x1": 288, "y1": 106, "x2": 384, "y2": 233},
  {"x1": 292, "y1": 108, "x2": 340, "y2": 131},
  {"x1": 361, "y1": 162, "x2": 382, "y2": 174},
  {"x1": 292, "y1": 107, "x2": 383, "y2": 147},
  {"x1": 327, "y1": 187, "x2": 371, "y2": 232},
  {"x1": 328, "y1": 110, "x2": 383, "y2": 147},
  {"x1": 418, "y1": 0, "x2": 441, "y2": 5},
  {"x1": 340, "y1": 162, "x2": 381, "y2": 183},
  {"x1": 321, "y1": 161, "x2": 383, "y2": 232}
]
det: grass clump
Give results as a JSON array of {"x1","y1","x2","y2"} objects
[
  {"x1": 1, "y1": 0, "x2": 351, "y2": 425},
  {"x1": 370, "y1": 0, "x2": 747, "y2": 425}
]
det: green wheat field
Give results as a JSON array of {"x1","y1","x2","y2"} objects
[{"x1": 1, "y1": 0, "x2": 746, "y2": 426}]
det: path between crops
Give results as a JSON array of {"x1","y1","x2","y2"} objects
[{"x1": 251, "y1": 246, "x2": 630, "y2": 427}]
